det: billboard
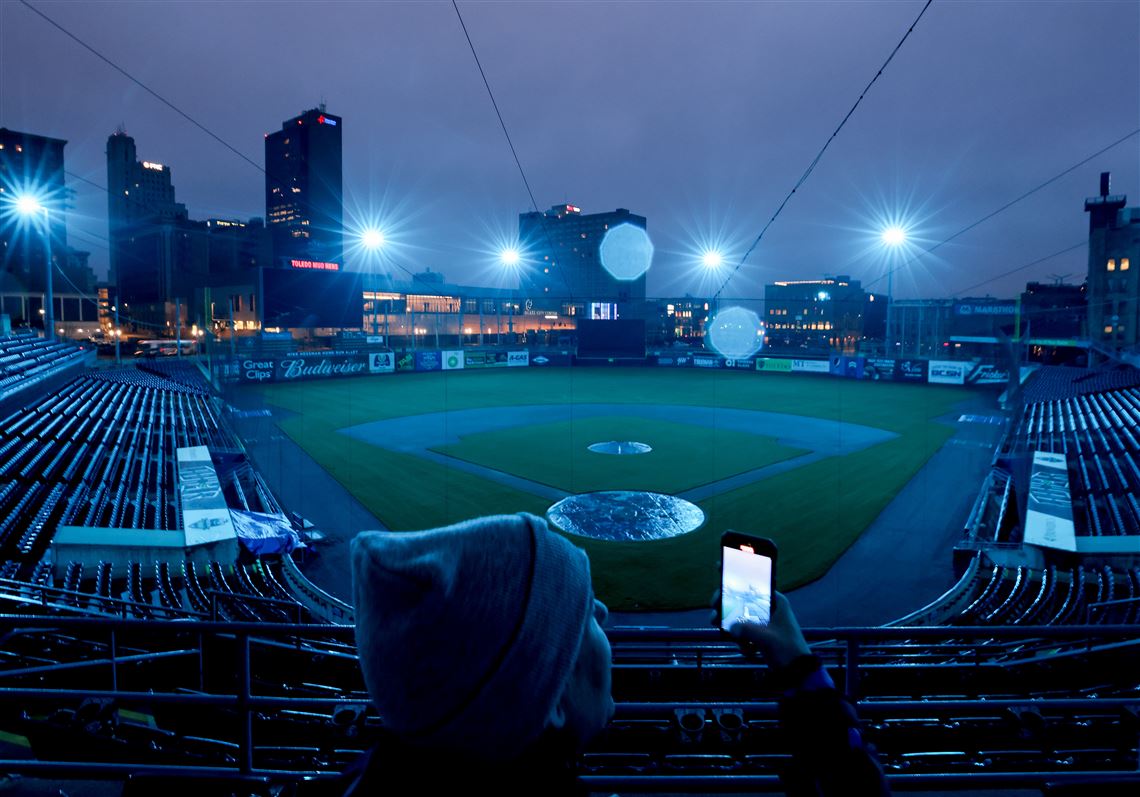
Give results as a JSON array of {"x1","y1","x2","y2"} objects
[
  {"x1": 529, "y1": 352, "x2": 572, "y2": 367},
  {"x1": 864, "y1": 357, "x2": 894, "y2": 381},
  {"x1": 368, "y1": 351, "x2": 396, "y2": 373},
  {"x1": 964, "y1": 361, "x2": 1008, "y2": 385},
  {"x1": 895, "y1": 358, "x2": 928, "y2": 382},
  {"x1": 829, "y1": 355, "x2": 865, "y2": 380},
  {"x1": 507, "y1": 350, "x2": 529, "y2": 367},
  {"x1": 576, "y1": 319, "x2": 646, "y2": 359},
  {"x1": 928, "y1": 360, "x2": 967, "y2": 385},
  {"x1": 277, "y1": 354, "x2": 369, "y2": 381},
  {"x1": 655, "y1": 354, "x2": 693, "y2": 367},
  {"x1": 692, "y1": 354, "x2": 723, "y2": 369},
  {"x1": 953, "y1": 301, "x2": 1016, "y2": 316},
  {"x1": 442, "y1": 350, "x2": 465, "y2": 370},
  {"x1": 396, "y1": 351, "x2": 416, "y2": 372},
  {"x1": 414, "y1": 350, "x2": 442, "y2": 372},
  {"x1": 1024, "y1": 450, "x2": 1076, "y2": 551},
  {"x1": 791, "y1": 359, "x2": 830, "y2": 374},
  {"x1": 755, "y1": 357, "x2": 793, "y2": 373},
  {"x1": 261, "y1": 268, "x2": 363, "y2": 329},
  {"x1": 724, "y1": 358, "x2": 755, "y2": 370}
]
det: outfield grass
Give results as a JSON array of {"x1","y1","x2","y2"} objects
[
  {"x1": 435, "y1": 415, "x2": 808, "y2": 494},
  {"x1": 256, "y1": 367, "x2": 967, "y2": 609}
]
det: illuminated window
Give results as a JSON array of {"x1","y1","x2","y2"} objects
[
  {"x1": 15, "y1": 145, "x2": 21, "y2": 153},
  {"x1": 1108, "y1": 259, "x2": 1116, "y2": 271},
  {"x1": 1105, "y1": 325, "x2": 1113, "y2": 334},
  {"x1": 1122, "y1": 258, "x2": 1131, "y2": 271}
]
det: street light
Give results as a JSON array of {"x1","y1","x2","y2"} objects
[
  {"x1": 880, "y1": 226, "x2": 907, "y2": 353},
  {"x1": 13, "y1": 194, "x2": 54, "y2": 342}
]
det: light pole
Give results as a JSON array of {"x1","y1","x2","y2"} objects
[
  {"x1": 360, "y1": 228, "x2": 385, "y2": 336},
  {"x1": 880, "y1": 226, "x2": 906, "y2": 354},
  {"x1": 500, "y1": 248, "x2": 520, "y2": 345},
  {"x1": 15, "y1": 196, "x2": 54, "y2": 341}
]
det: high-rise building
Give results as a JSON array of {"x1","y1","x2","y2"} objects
[
  {"x1": 264, "y1": 107, "x2": 343, "y2": 267},
  {"x1": 1085, "y1": 172, "x2": 1138, "y2": 350},
  {"x1": 518, "y1": 204, "x2": 647, "y2": 310},
  {"x1": 764, "y1": 275, "x2": 867, "y2": 353},
  {"x1": 0, "y1": 127, "x2": 69, "y2": 293}
]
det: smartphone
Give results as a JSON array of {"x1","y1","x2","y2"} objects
[{"x1": 720, "y1": 532, "x2": 777, "y2": 632}]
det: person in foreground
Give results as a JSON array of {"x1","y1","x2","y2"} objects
[{"x1": 338, "y1": 511, "x2": 887, "y2": 795}]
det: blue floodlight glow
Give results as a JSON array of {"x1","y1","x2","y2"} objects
[
  {"x1": 817, "y1": 290, "x2": 830, "y2": 301},
  {"x1": 881, "y1": 226, "x2": 907, "y2": 247},
  {"x1": 701, "y1": 250, "x2": 723, "y2": 269},
  {"x1": 500, "y1": 248, "x2": 521, "y2": 267},
  {"x1": 706, "y1": 306, "x2": 765, "y2": 360},
  {"x1": 600, "y1": 223, "x2": 653, "y2": 281},
  {"x1": 361, "y1": 228, "x2": 384, "y2": 250},
  {"x1": 15, "y1": 195, "x2": 43, "y2": 216}
]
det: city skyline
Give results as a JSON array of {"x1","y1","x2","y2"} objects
[{"x1": 0, "y1": 0, "x2": 1137, "y2": 300}]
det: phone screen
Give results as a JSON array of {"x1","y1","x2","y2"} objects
[{"x1": 720, "y1": 542, "x2": 773, "y2": 631}]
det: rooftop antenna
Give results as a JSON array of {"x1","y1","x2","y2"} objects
[
  {"x1": 1048, "y1": 273, "x2": 1073, "y2": 286},
  {"x1": 319, "y1": 96, "x2": 327, "y2": 113}
]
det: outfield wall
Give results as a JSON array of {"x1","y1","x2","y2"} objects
[{"x1": 220, "y1": 347, "x2": 1007, "y2": 388}]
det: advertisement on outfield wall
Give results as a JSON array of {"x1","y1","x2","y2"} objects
[
  {"x1": 442, "y1": 351, "x2": 465, "y2": 370},
  {"x1": 895, "y1": 359, "x2": 928, "y2": 382},
  {"x1": 755, "y1": 357, "x2": 793, "y2": 373},
  {"x1": 829, "y1": 355, "x2": 865, "y2": 380},
  {"x1": 507, "y1": 350, "x2": 529, "y2": 367},
  {"x1": 724, "y1": 358, "x2": 755, "y2": 370},
  {"x1": 396, "y1": 352, "x2": 416, "y2": 372},
  {"x1": 928, "y1": 360, "x2": 967, "y2": 385},
  {"x1": 1024, "y1": 450, "x2": 1076, "y2": 551},
  {"x1": 464, "y1": 351, "x2": 510, "y2": 368},
  {"x1": 414, "y1": 351, "x2": 442, "y2": 372},
  {"x1": 655, "y1": 354, "x2": 693, "y2": 367},
  {"x1": 529, "y1": 352, "x2": 572, "y2": 367},
  {"x1": 964, "y1": 361, "x2": 1009, "y2": 385},
  {"x1": 791, "y1": 359, "x2": 830, "y2": 374},
  {"x1": 368, "y1": 352, "x2": 395, "y2": 373},
  {"x1": 692, "y1": 354, "x2": 723, "y2": 369},
  {"x1": 864, "y1": 358, "x2": 895, "y2": 381},
  {"x1": 276, "y1": 354, "x2": 368, "y2": 381}
]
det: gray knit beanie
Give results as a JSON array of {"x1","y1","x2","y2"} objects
[{"x1": 350, "y1": 513, "x2": 594, "y2": 761}]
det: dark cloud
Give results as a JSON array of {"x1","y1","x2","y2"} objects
[{"x1": 1, "y1": 0, "x2": 1136, "y2": 299}]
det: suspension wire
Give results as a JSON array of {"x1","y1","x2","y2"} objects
[{"x1": 713, "y1": 0, "x2": 935, "y2": 301}]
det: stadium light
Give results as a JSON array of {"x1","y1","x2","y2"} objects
[
  {"x1": 500, "y1": 248, "x2": 520, "y2": 267},
  {"x1": 361, "y1": 228, "x2": 385, "y2": 250},
  {"x1": 12, "y1": 193, "x2": 55, "y2": 342},
  {"x1": 701, "y1": 250, "x2": 723, "y2": 269},
  {"x1": 881, "y1": 226, "x2": 907, "y2": 247}
]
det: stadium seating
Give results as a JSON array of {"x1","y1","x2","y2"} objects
[{"x1": 0, "y1": 333, "x2": 89, "y2": 402}]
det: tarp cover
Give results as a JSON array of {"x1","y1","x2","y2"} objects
[{"x1": 230, "y1": 510, "x2": 302, "y2": 555}]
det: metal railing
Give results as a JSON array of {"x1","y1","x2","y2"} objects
[{"x1": 0, "y1": 614, "x2": 1136, "y2": 789}]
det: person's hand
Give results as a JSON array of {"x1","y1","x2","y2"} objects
[{"x1": 710, "y1": 590, "x2": 810, "y2": 669}]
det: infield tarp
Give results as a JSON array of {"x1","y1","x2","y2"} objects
[{"x1": 1024, "y1": 451, "x2": 1076, "y2": 551}]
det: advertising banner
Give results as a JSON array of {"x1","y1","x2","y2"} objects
[
  {"x1": 724, "y1": 358, "x2": 755, "y2": 370},
  {"x1": 414, "y1": 350, "x2": 442, "y2": 372},
  {"x1": 507, "y1": 350, "x2": 530, "y2": 367},
  {"x1": 791, "y1": 359, "x2": 830, "y2": 374},
  {"x1": 953, "y1": 301, "x2": 1016, "y2": 316},
  {"x1": 529, "y1": 352, "x2": 572, "y2": 367},
  {"x1": 1024, "y1": 451, "x2": 1076, "y2": 551},
  {"x1": 368, "y1": 351, "x2": 395, "y2": 373},
  {"x1": 829, "y1": 355, "x2": 865, "y2": 380},
  {"x1": 928, "y1": 360, "x2": 967, "y2": 385},
  {"x1": 395, "y1": 351, "x2": 416, "y2": 372},
  {"x1": 238, "y1": 357, "x2": 276, "y2": 383},
  {"x1": 442, "y1": 350, "x2": 465, "y2": 371},
  {"x1": 276, "y1": 354, "x2": 369, "y2": 381},
  {"x1": 895, "y1": 358, "x2": 928, "y2": 382},
  {"x1": 965, "y1": 361, "x2": 1008, "y2": 385},
  {"x1": 864, "y1": 357, "x2": 895, "y2": 381},
  {"x1": 654, "y1": 354, "x2": 693, "y2": 367},
  {"x1": 463, "y1": 351, "x2": 510, "y2": 368},
  {"x1": 755, "y1": 357, "x2": 793, "y2": 373},
  {"x1": 692, "y1": 354, "x2": 724, "y2": 369}
]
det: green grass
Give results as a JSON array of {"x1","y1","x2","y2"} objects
[
  {"x1": 434, "y1": 415, "x2": 807, "y2": 494},
  {"x1": 256, "y1": 368, "x2": 968, "y2": 609}
]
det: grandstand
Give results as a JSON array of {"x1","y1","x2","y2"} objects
[{"x1": 0, "y1": 342, "x2": 1136, "y2": 793}]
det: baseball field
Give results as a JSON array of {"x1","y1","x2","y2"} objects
[{"x1": 253, "y1": 367, "x2": 966, "y2": 610}]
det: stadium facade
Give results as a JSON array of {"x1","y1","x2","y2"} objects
[{"x1": 1086, "y1": 171, "x2": 1139, "y2": 351}]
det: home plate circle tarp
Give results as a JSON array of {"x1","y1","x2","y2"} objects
[{"x1": 547, "y1": 491, "x2": 705, "y2": 542}]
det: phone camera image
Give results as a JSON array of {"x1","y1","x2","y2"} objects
[{"x1": 721, "y1": 545, "x2": 773, "y2": 630}]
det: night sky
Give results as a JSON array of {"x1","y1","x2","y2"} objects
[{"x1": 1, "y1": 0, "x2": 1137, "y2": 300}]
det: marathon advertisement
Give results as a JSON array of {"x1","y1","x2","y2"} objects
[
  {"x1": 953, "y1": 301, "x2": 1016, "y2": 317},
  {"x1": 368, "y1": 351, "x2": 396, "y2": 374},
  {"x1": 894, "y1": 358, "x2": 928, "y2": 382},
  {"x1": 414, "y1": 350, "x2": 442, "y2": 372},
  {"x1": 928, "y1": 360, "x2": 967, "y2": 385},
  {"x1": 755, "y1": 357, "x2": 793, "y2": 373},
  {"x1": 1024, "y1": 450, "x2": 1076, "y2": 551},
  {"x1": 829, "y1": 355, "x2": 865, "y2": 380},
  {"x1": 791, "y1": 359, "x2": 830, "y2": 374},
  {"x1": 529, "y1": 352, "x2": 572, "y2": 367}
]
